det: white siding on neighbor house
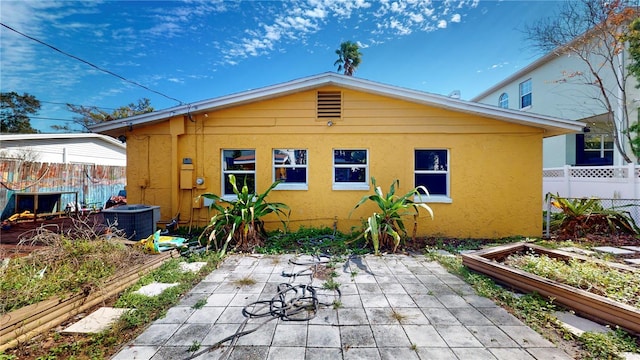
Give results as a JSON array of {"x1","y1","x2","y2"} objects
[
  {"x1": 473, "y1": 47, "x2": 640, "y2": 168},
  {"x1": 543, "y1": 136, "x2": 569, "y2": 168},
  {"x1": 475, "y1": 53, "x2": 618, "y2": 119},
  {"x1": 1, "y1": 135, "x2": 126, "y2": 166}
]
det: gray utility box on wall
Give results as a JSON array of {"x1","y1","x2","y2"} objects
[{"x1": 102, "y1": 204, "x2": 160, "y2": 240}]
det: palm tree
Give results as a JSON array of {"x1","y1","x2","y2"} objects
[{"x1": 334, "y1": 41, "x2": 362, "y2": 76}]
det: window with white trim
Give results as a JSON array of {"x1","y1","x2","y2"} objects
[
  {"x1": 519, "y1": 79, "x2": 532, "y2": 108},
  {"x1": 498, "y1": 93, "x2": 509, "y2": 109},
  {"x1": 273, "y1": 149, "x2": 308, "y2": 190},
  {"x1": 333, "y1": 149, "x2": 368, "y2": 190},
  {"x1": 222, "y1": 149, "x2": 255, "y2": 197},
  {"x1": 415, "y1": 149, "x2": 450, "y2": 202},
  {"x1": 578, "y1": 133, "x2": 613, "y2": 165}
]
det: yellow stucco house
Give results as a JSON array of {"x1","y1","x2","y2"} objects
[{"x1": 89, "y1": 73, "x2": 582, "y2": 239}]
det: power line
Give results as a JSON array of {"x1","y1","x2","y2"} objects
[
  {"x1": 29, "y1": 116, "x2": 74, "y2": 122},
  {"x1": 1, "y1": 22, "x2": 185, "y2": 106},
  {"x1": 39, "y1": 100, "x2": 118, "y2": 111}
]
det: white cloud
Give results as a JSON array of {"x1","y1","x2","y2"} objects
[
  {"x1": 305, "y1": 7, "x2": 326, "y2": 18},
  {"x1": 409, "y1": 13, "x2": 424, "y2": 23},
  {"x1": 217, "y1": 0, "x2": 477, "y2": 65},
  {"x1": 0, "y1": 1, "x2": 90, "y2": 92},
  {"x1": 4, "y1": 0, "x2": 481, "y2": 103},
  {"x1": 389, "y1": 19, "x2": 412, "y2": 35},
  {"x1": 488, "y1": 62, "x2": 509, "y2": 70}
]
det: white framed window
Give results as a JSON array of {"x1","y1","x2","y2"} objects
[
  {"x1": 583, "y1": 133, "x2": 614, "y2": 164},
  {"x1": 414, "y1": 149, "x2": 451, "y2": 203},
  {"x1": 273, "y1": 149, "x2": 308, "y2": 190},
  {"x1": 498, "y1": 93, "x2": 509, "y2": 109},
  {"x1": 333, "y1": 149, "x2": 369, "y2": 190},
  {"x1": 222, "y1": 149, "x2": 255, "y2": 198},
  {"x1": 519, "y1": 79, "x2": 532, "y2": 108}
]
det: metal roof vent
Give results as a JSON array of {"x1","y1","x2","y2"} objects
[{"x1": 317, "y1": 91, "x2": 342, "y2": 118}]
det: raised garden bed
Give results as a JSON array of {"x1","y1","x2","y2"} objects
[
  {"x1": 0, "y1": 250, "x2": 179, "y2": 351},
  {"x1": 461, "y1": 242, "x2": 640, "y2": 335}
]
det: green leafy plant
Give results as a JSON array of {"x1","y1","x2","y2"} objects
[
  {"x1": 350, "y1": 177, "x2": 433, "y2": 255},
  {"x1": 188, "y1": 340, "x2": 201, "y2": 353},
  {"x1": 322, "y1": 278, "x2": 341, "y2": 291},
  {"x1": 428, "y1": 250, "x2": 639, "y2": 359},
  {"x1": 192, "y1": 298, "x2": 207, "y2": 310},
  {"x1": 579, "y1": 329, "x2": 639, "y2": 360},
  {"x1": 546, "y1": 193, "x2": 640, "y2": 237},
  {"x1": 199, "y1": 174, "x2": 290, "y2": 256}
]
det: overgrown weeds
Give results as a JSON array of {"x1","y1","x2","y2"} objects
[
  {"x1": 258, "y1": 226, "x2": 365, "y2": 255},
  {"x1": 4, "y1": 252, "x2": 222, "y2": 360},
  {"x1": 0, "y1": 216, "x2": 222, "y2": 360},
  {"x1": 0, "y1": 227, "x2": 147, "y2": 313},
  {"x1": 505, "y1": 253, "x2": 640, "y2": 308},
  {"x1": 427, "y1": 250, "x2": 639, "y2": 359}
]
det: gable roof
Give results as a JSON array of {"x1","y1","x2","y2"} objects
[{"x1": 89, "y1": 72, "x2": 584, "y2": 137}]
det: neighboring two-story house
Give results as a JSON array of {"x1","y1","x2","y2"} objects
[{"x1": 472, "y1": 28, "x2": 640, "y2": 168}]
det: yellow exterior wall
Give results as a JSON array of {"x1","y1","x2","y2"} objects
[{"x1": 124, "y1": 86, "x2": 544, "y2": 238}]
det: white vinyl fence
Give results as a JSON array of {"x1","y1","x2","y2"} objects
[{"x1": 543, "y1": 164, "x2": 640, "y2": 200}]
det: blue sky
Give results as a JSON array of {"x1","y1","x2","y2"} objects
[{"x1": 0, "y1": 0, "x2": 562, "y2": 132}]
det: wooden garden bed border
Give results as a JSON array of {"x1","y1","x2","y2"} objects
[
  {"x1": 0, "y1": 250, "x2": 180, "y2": 351},
  {"x1": 461, "y1": 242, "x2": 640, "y2": 335}
]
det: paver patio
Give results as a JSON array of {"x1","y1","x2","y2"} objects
[{"x1": 112, "y1": 254, "x2": 572, "y2": 360}]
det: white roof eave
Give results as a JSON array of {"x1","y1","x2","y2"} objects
[
  {"x1": 0, "y1": 133, "x2": 126, "y2": 149},
  {"x1": 88, "y1": 73, "x2": 583, "y2": 137}
]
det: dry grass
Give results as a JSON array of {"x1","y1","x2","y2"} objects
[
  {"x1": 1, "y1": 220, "x2": 149, "y2": 313},
  {"x1": 390, "y1": 309, "x2": 409, "y2": 322},
  {"x1": 233, "y1": 276, "x2": 257, "y2": 286}
]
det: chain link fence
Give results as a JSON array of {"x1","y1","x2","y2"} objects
[{"x1": 544, "y1": 194, "x2": 640, "y2": 238}]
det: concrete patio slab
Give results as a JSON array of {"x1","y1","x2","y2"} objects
[
  {"x1": 134, "y1": 281, "x2": 180, "y2": 297},
  {"x1": 63, "y1": 307, "x2": 130, "y2": 334},
  {"x1": 555, "y1": 311, "x2": 612, "y2": 336},
  {"x1": 112, "y1": 254, "x2": 582, "y2": 360},
  {"x1": 178, "y1": 261, "x2": 207, "y2": 273}
]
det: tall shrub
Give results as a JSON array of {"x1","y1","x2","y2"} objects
[
  {"x1": 351, "y1": 177, "x2": 433, "y2": 255},
  {"x1": 199, "y1": 175, "x2": 289, "y2": 256}
]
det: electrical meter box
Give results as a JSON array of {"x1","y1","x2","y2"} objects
[{"x1": 180, "y1": 158, "x2": 194, "y2": 189}]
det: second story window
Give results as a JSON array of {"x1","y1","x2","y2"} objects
[
  {"x1": 519, "y1": 79, "x2": 532, "y2": 108},
  {"x1": 498, "y1": 93, "x2": 509, "y2": 109}
]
